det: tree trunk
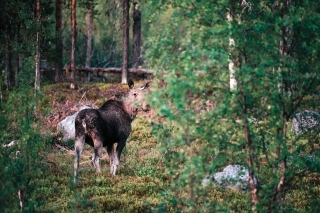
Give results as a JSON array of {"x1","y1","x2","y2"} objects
[
  {"x1": 122, "y1": 0, "x2": 130, "y2": 84},
  {"x1": 242, "y1": 96, "x2": 259, "y2": 207},
  {"x1": 269, "y1": 1, "x2": 290, "y2": 211},
  {"x1": 70, "y1": 0, "x2": 77, "y2": 88},
  {"x1": 55, "y1": 0, "x2": 63, "y2": 82},
  {"x1": 14, "y1": 24, "x2": 20, "y2": 87},
  {"x1": 85, "y1": 0, "x2": 93, "y2": 81},
  {"x1": 132, "y1": 1, "x2": 141, "y2": 68},
  {"x1": 229, "y1": 39, "x2": 237, "y2": 91},
  {"x1": 85, "y1": 0, "x2": 93, "y2": 68},
  {"x1": 4, "y1": 24, "x2": 11, "y2": 91},
  {"x1": 229, "y1": 0, "x2": 259, "y2": 209},
  {"x1": 228, "y1": 1, "x2": 237, "y2": 91},
  {"x1": 35, "y1": 0, "x2": 41, "y2": 91}
]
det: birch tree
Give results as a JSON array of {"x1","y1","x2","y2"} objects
[{"x1": 35, "y1": 0, "x2": 41, "y2": 91}]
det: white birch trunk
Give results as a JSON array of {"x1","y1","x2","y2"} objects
[
  {"x1": 35, "y1": 32, "x2": 41, "y2": 91},
  {"x1": 227, "y1": 13, "x2": 237, "y2": 91}
]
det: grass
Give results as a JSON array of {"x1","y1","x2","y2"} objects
[{"x1": 35, "y1": 115, "x2": 167, "y2": 213}]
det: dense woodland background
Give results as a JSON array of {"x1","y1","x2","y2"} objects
[{"x1": 1, "y1": 0, "x2": 320, "y2": 212}]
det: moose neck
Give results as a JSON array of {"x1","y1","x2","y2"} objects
[{"x1": 122, "y1": 99, "x2": 138, "y2": 121}]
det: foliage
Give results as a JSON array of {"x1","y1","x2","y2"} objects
[
  {"x1": 146, "y1": 0, "x2": 320, "y2": 212},
  {"x1": 1, "y1": 0, "x2": 320, "y2": 212},
  {"x1": 0, "y1": 84, "x2": 49, "y2": 212}
]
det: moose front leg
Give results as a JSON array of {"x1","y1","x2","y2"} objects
[
  {"x1": 107, "y1": 145, "x2": 117, "y2": 175},
  {"x1": 111, "y1": 140, "x2": 126, "y2": 175}
]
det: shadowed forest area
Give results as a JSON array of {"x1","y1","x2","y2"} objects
[{"x1": 1, "y1": 0, "x2": 320, "y2": 212}]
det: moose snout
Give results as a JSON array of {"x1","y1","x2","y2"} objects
[{"x1": 142, "y1": 103, "x2": 151, "y2": 112}]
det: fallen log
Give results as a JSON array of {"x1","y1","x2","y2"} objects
[
  {"x1": 41, "y1": 67, "x2": 205, "y2": 77},
  {"x1": 41, "y1": 67, "x2": 154, "y2": 74},
  {"x1": 76, "y1": 67, "x2": 154, "y2": 75}
]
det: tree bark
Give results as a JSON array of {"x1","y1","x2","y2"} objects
[
  {"x1": 77, "y1": 67, "x2": 153, "y2": 75},
  {"x1": 55, "y1": 0, "x2": 63, "y2": 82},
  {"x1": 269, "y1": 1, "x2": 290, "y2": 211},
  {"x1": 122, "y1": 0, "x2": 130, "y2": 84},
  {"x1": 85, "y1": 0, "x2": 93, "y2": 68},
  {"x1": 35, "y1": 0, "x2": 41, "y2": 91},
  {"x1": 241, "y1": 92, "x2": 259, "y2": 207},
  {"x1": 70, "y1": 0, "x2": 77, "y2": 88},
  {"x1": 132, "y1": 1, "x2": 141, "y2": 68},
  {"x1": 85, "y1": 0, "x2": 93, "y2": 81},
  {"x1": 14, "y1": 24, "x2": 20, "y2": 87},
  {"x1": 4, "y1": 24, "x2": 11, "y2": 91},
  {"x1": 228, "y1": 0, "x2": 237, "y2": 91}
]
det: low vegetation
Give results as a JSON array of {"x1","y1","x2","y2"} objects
[{"x1": 0, "y1": 79, "x2": 320, "y2": 212}]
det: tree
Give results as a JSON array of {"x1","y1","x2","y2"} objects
[
  {"x1": 13, "y1": 25, "x2": 20, "y2": 87},
  {"x1": 132, "y1": 1, "x2": 141, "y2": 68},
  {"x1": 4, "y1": 24, "x2": 10, "y2": 91},
  {"x1": 70, "y1": 0, "x2": 77, "y2": 88},
  {"x1": 227, "y1": 0, "x2": 237, "y2": 91},
  {"x1": 147, "y1": 0, "x2": 320, "y2": 211},
  {"x1": 85, "y1": 0, "x2": 93, "y2": 81},
  {"x1": 55, "y1": 0, "x2": 63, "y2": 82},
  {"x1": 85, "y1": 0, "x2": 93, "y2": 69},
  {"x1": 35, "y1": 0, "x2": 41, "y2": 91},
  {"x1": 0, "y1": 1, "x2": 55, "y2": 210},
  {"x1": 121, "y1": 0, "x2": 130, "y2": 84}
]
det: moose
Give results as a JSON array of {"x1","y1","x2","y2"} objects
[{"x1": 73, "y1": 79, "x2": 150, "y2": 183}]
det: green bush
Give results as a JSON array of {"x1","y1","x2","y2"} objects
[
  {"x1": 146, "y1": 0, "x2": 320, "y2": 212},
  {"x1": 0, "y1": 85, "x2": 49, "y2": 212}
]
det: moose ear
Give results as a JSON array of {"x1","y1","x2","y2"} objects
[
  {"x1": 140, "y1": 81, "x2": 151, "y2": 90},
  {"x1": 128, "y1": 79, "x2": 134, "y2": 89}
]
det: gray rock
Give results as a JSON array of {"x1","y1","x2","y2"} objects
[
  {"x1": 202, "y1": 164, "x2": 257, "y2": 191},
  {"x1": 292, "y1": 110, "x2": 320, "y2": 135},
  {"x1": 57, "y1": 106, "x2": 91, "y2": 141}
]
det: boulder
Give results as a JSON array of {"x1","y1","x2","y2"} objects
[
  {"x1": 57, "y1": 106, "x2": 91, "y2": 141},
  {"x1": 292, "y1": 110, "x2": 320, "y2": 135},
  {"x1": 202, "y1": 164, "x2": 257, "y2": 191}
]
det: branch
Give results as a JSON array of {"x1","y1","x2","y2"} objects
[
  {"x1": 240, "y1": 91, "x2": 259, "y2": 206},
  {"x1": 287, "y1": 74, "x2": 316, "y2": 118}
]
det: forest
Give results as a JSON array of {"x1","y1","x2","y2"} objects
[{"x1": 1, "y1": 0, "x2": 320, "y2": 212}]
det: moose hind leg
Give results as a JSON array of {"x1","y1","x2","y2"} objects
[
  {"x1": 74, "y1": 135, "x2": 85, "y2": 183},
  {"x1": 92, "y1": 144, "x2": 103, "y2": 172}
]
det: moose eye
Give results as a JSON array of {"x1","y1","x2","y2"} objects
[{"x1": 133, "y1": 92, "x2": 138, "y2": 97}]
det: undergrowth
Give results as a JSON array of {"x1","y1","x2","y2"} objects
[{"x1": 1, "y1": 81, "x2": 319, "y2": 212}]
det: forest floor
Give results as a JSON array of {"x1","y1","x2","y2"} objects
[{"x1": 29, "y1": 76, "x2": 320, "y2": 212}]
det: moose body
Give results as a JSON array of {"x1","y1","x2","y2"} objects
[{"x1": 73, "y1": 80, "x2": 150, "y2": 183}]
